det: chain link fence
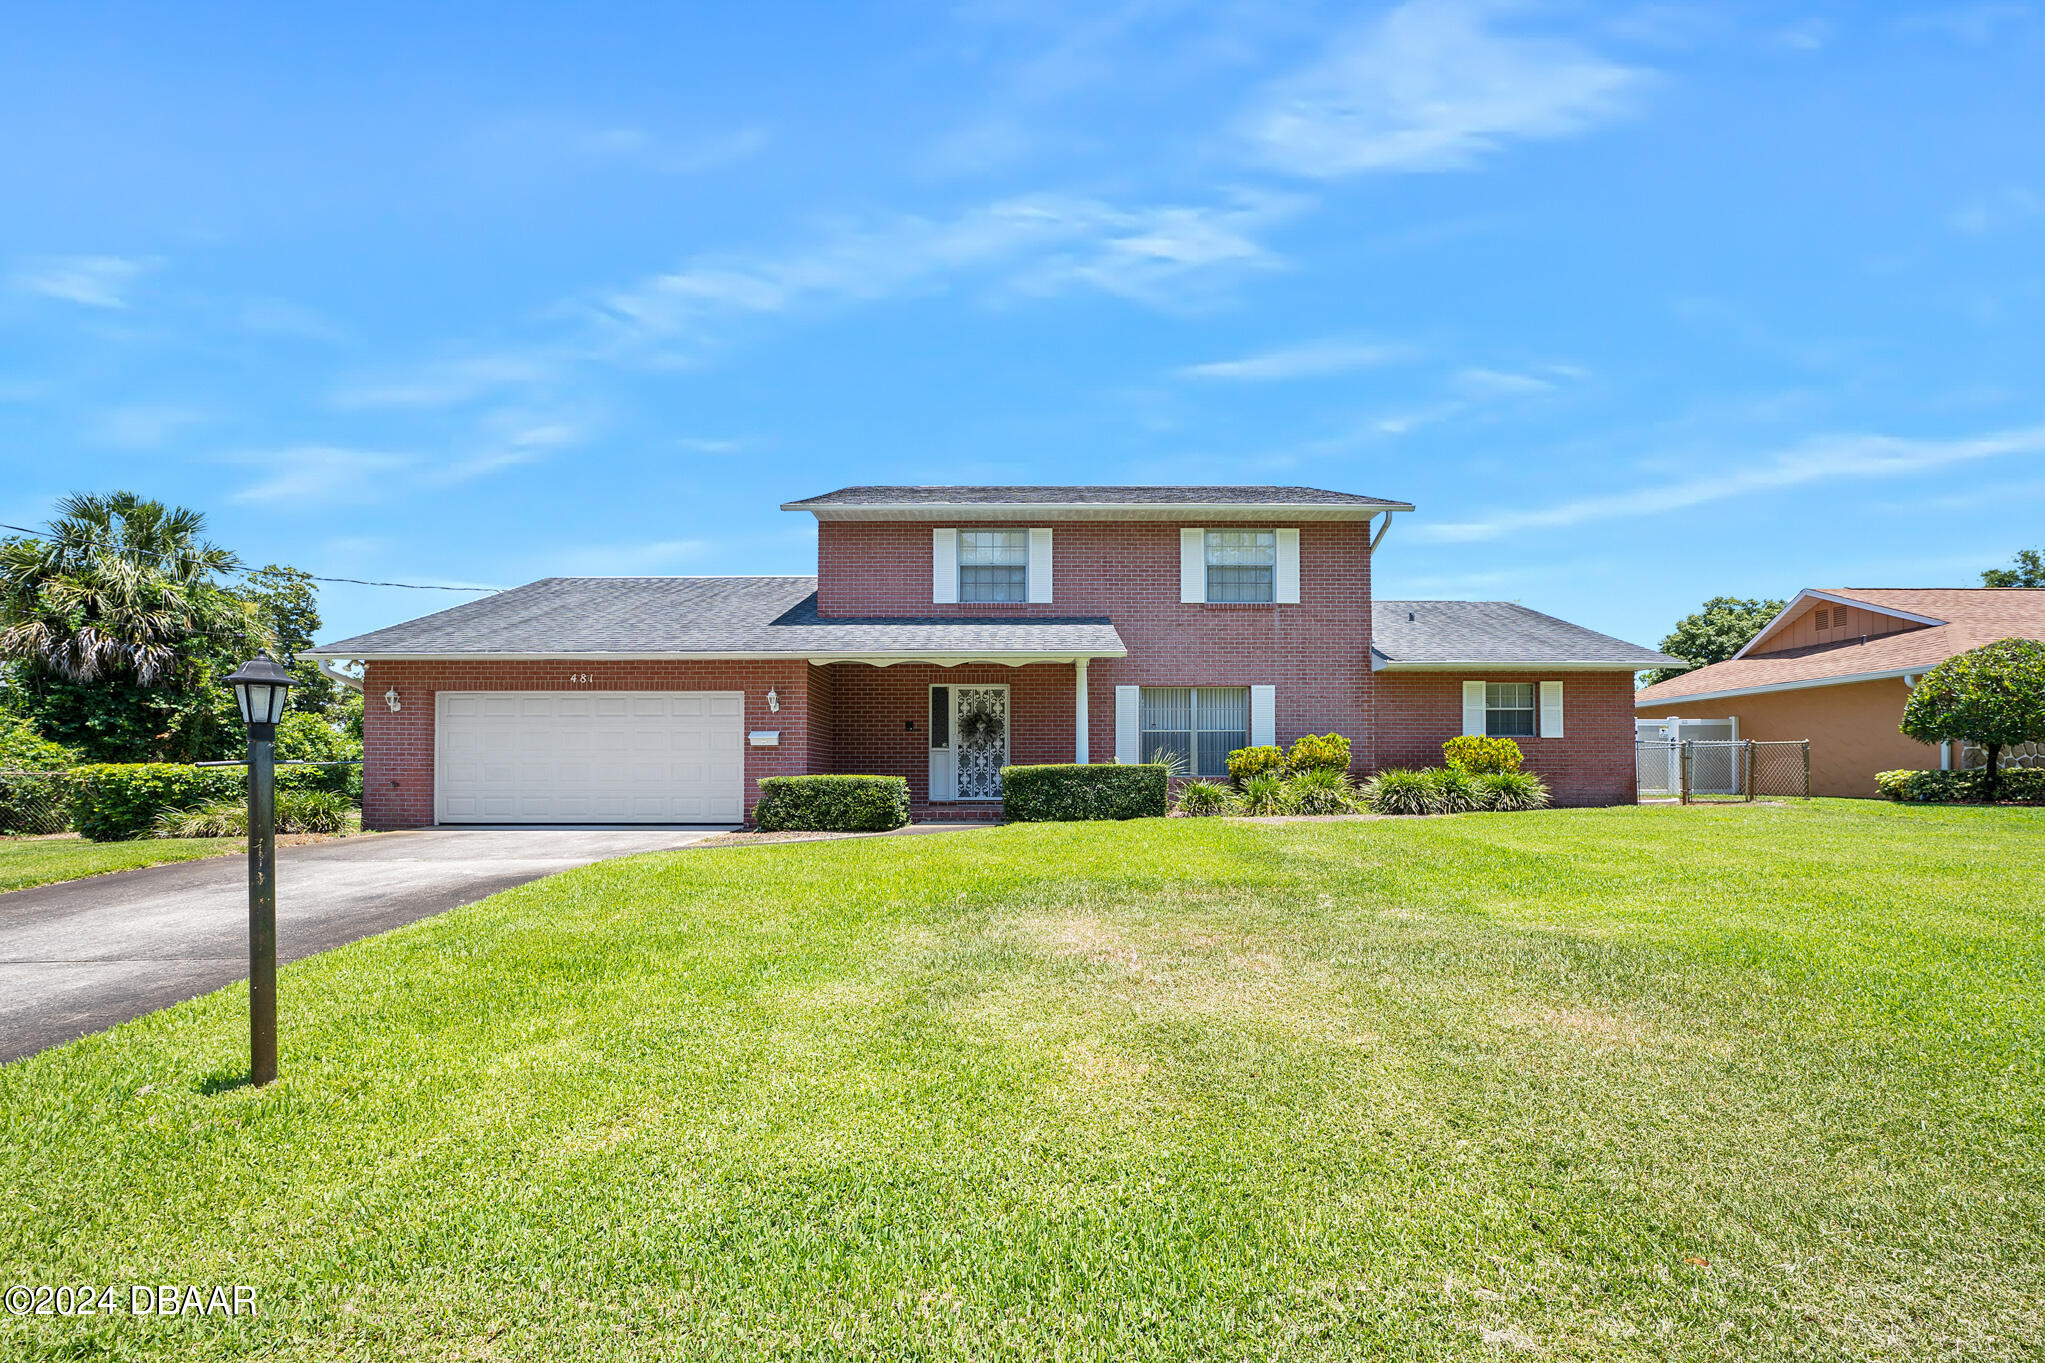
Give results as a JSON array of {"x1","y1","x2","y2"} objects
[
  {"x1": 1637, "y1": 740, "x2": 1810, "y2": 803},
  {"x1": 0, "y1": 768, "x2": 76, "y2": 836}
]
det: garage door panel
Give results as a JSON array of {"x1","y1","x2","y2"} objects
[{"x1": 437, "y1": 691, "x2": 745, "y2": 824}]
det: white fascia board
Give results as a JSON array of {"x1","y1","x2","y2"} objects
[
  {"x1": 304, "y1": 648, "x2": 1126, "y2": 664},
  {"x1": 1373, "y1": 660, "x2": 1673, "y2": 673},
  {"x1": 786, "y1": 502, "x2": 1414, "y2": 523},
  {"x1": 1731, "y1": 589, "x2": 1949, "y2": 660},
  {"x1": 1633, "y1": 666, "x2": 1919, "y2": 707}
]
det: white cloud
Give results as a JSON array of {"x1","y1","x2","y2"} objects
[
  {"x1": 10, "y1": 255, "x2": 155, "y2": 309},
  {"x1": 1949, "y1": 186, "x2": 2044, "y2": 235},
  {"x1": 1452, "y1": 366, "x2": 1558, "y2": 398},
  {"x1": 240, "y1": 298, "x2": 346, "y2": 342},
  {"x1": 229, "y1": 447, "x2": 412, "y2": 505},
  {"x1": 588, "y1": 191, "x2": 1300, "y2": 351},
  {"x1": 93, "y1": 406, "x2": 209, "y2": 449},
  {"x1": 1179, "y1": 338, "x2": 1410, "y2": 381},
  {"x1": 332, "y1": 352, "x2": 561, "y2": 409},
  {"x1": 1895, "y1": 4, "x2": 2031, "y2": 43},
  {"x1": 1419, "y1": 423, "x2": 2045, "y2": 542},
  {"x1": 1243, "y1": 0, "x2": 1644, "y2": 177}
]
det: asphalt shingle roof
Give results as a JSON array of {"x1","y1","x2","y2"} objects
[
  {"x1": 1634, "y1": 588, "x2": 2045, "y2": 704},
  {"x1": 307, "y1": 577, "x2": 1127, "y2": 659},
  {"x1": 783, "y1": 485, "x2": 1409, "y2": 508},
  {"x1": 1372, "y1": 601, "x2": 1681, "y2": 669}
]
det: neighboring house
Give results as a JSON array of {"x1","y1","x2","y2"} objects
[
  {"x1": 307, "y1": 486, "x2": 1677, "y2": 827},
  {"x1": 1633, "y1": 588, "x2": 2045, "y2": 798}
]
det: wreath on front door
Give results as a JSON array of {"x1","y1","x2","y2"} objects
[{"x1": 956, "y1": 701, "x2": 1004, "y2": 747}]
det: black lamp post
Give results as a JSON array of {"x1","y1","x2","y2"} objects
[{"x1": 226, "y1": 652, "x2": 294, "y2": 1086}]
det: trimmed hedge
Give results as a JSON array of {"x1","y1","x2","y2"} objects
[
  {"x1": 66, "y1": 762, "x2": 360, "y2": 841},
  {"x1": 1876, "y1": 768, "x2": 2045, "y2": 804},
  {"x1": 1002, "y1": 763, "x2": 1166, "y2": 822},
  {"x1": 753, "y1": 775, "x2": 910, "y2": 832},
  {"x1": 1442, "y1": 735, "x2": 1523, "y2": 774}
]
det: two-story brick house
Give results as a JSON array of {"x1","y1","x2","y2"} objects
[{"x1": 308, "y1": 486, "x2": 1677, "y2": 826}]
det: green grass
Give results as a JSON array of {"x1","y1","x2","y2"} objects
[
  {"x1": 3, "y1": 800, "x2": 2041, "y2": 1359},
  {"x1": 0, "y1": 834, "x2": 242, "y2": 892}
]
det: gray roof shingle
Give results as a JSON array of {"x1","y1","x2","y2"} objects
[
  {"x1": 1372, "y1": 601, "x2": 1682, "y2": 669},
  {"x1": 307, "y1": 577, "x2": 1127, "y2": 659},
  {"x1": 784, "y1": 485, "x2": 1409, "y2": 509}
]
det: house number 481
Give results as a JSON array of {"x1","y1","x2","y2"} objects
[{"x1": 566, "y1": 673, "x2": 594, "y2": 684}]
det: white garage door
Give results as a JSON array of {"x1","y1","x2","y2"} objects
[{"x1": 436, "y1": 691, "x2": 745, "y2": 824}]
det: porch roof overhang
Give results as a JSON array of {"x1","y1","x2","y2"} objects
[{"x1": 305, "y1": 575, "x2": 1127, "y2": 665}]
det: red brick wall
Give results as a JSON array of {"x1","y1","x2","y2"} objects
[
  {"x1": 816, "y1": 519, "x2": 1377, "y2": 769},
  {"x1": 804, "y1": 662, "x2": 836, "y2": 773},
  {"x1": 359, "y1": 659, "x2": 810, "y2": 829},
  {"x1": 820, "y1": 661, "x2": 1076, "y2": 802},
  {"x1": 1371, "y1": 670, "x2": 1640, "y2": 806}
]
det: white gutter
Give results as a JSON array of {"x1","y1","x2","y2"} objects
[
  {"x1": 785, "y1": 501, "x2": 1414, "y2": 522},
  {"x1": 1375, "y1": 659, "x2": 1676, "y2": 673},
  {"x1": 1634, "y1": 665, "x2": 1921, "y2": 707},
  {"x1": 303, "y1": 648, "x2": 1127, "y2": 664}
]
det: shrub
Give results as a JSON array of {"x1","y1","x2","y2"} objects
[
  {"x1": 1432, "y1": 765, "x2": 1484, "y2": 814},
  {"x1": 275, "y1": 711, "x2": 363, "y2": 797},
  {"x1": 1285, "y1": 733, "x2": 1352, "y2": 774},
  {"x1": 0, "y1": 710, "x2": 76, "y2": 771},
  {"x1": 0, "y1": 769, "x2": 74, "y2": 835},
  {"x1": 1442, "y1": 735, "x2": 1523, "y2": 775},
  {"x1": 1477, "y1": 769, "x2": 1551, "y2": 812},
  {"x1": 1362, "y1": 768, "x2": 1439, "y2": 816},
  {"x1": 1225, "y1": 744, "x2": 1286, "y2": 785},
  {"x1": 1283, "y1": 767, "x2": 1357, "y2": 815},
  {"x1": 1237, "y1": 770, "x2": 1287, "y2": 815},
  {"x1": 66, "y1": 764, "x2": 243, "y2": 841},
  {"x1": 153, "y1": 790, "x2": 357, "y2": 838},
  {"x1": 1003, "y1": 764, "x2": 1165, "y2": 822},
  {"x1": 1174, "y1": 780, "x2": 1239, "y2": 817},
  {"x1": 754, "y1": 775, "x2": 910, "y2": 832},
  {"x1": 1876, "y1": 768, "x2": 2045, "y2": 804}
]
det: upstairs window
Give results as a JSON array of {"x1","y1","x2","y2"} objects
[
  {"x1": 1139, "y1": 686, "x2": 1248, "y2": 778},
  {"x1": 1205, "y1": 530, "x2": 1275, "y2": 603},
  {"x1": 958, "y1": 530, "x2": 1028, "y2": 603},
  {"x1": 1485, "y1": 682, "x2": 1537, "y2": 738}
]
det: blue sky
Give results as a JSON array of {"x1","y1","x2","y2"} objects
[{"x1": 2, "y1": 1, "x2": 2041, "y2": 649}]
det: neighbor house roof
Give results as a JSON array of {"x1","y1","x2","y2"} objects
[
  {"x1": 1634, "y1": 587, "x2": 2045, "y2": 706},
  {"x1": 1370, "y1": 601, "x2": 1682, "y2": 671},
  {"x1": 306, "y1": 577, "x2": 1127, "y2": 663},
  {"x1": 783, "y1": 485, "x2": 1412, "y2": 521}
]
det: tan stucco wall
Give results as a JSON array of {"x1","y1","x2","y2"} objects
[{"x1": 1638, "y1": 677, "x2": 1944, "y2": 798}]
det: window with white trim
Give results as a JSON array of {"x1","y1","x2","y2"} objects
[
  {"x1": 957, "y1": 530, "x2": 1027, "y2": 603},
  {"x1": 1204, "y1": 530, "x2": 1275, "y2": 603},
  {"x1": 1485, "y1": 682, "x2": 1537, "y2": 737},
  {"x1": 1139, "y1": 686, "x2": 1248, "y2": 777}
]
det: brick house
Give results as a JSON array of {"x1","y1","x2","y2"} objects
[{"x1": 307, "y1": 486, "x2": 1677, "y2": 826}]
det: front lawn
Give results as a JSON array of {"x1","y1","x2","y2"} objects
[
  {"x1": 0, "y1": 834, "x2": 243, "y2": 893},
  {"x1": 3, "y1": 801, "x2": 2040, "y2": 1359}
]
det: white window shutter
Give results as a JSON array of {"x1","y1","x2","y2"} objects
[
  {"x1": 1180, "y1": 528, "x2": 1205, "y2": 603},
  {"x1": 1250, "y1": 685, "x2": 1276, "y2": 748},
  {"x1": 1275, "y1": 528, "x2": 1300, "y2": 603},
  {"x1": 1114, "y1": 685, "x2": 1140, "y2": 763},
  {"x1": 1540, "y1": 681, "x2": 1564, "y2": 738},
  {"x1": 1027, "y1": 527, "x2": 1053, "y2": 603},
  {"x1": 932, "y1": 528, "x2": 957, "y2": 604},
  {"x1": 1461, "y1": 681, "x2": 1486, "y2": 737}
]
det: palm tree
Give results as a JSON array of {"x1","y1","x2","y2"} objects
[{"x1": 0, "y1": 492, "x2": 257, "y2": 685}]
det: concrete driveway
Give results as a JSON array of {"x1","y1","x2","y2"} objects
[{"x1": 0, "y1": 826, "x2": 728, "y2": 1063}]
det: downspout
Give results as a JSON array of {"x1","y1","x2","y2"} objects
[
  {"x1": 320, "y1": 660, "x2": 365, "y2": 693},
  {"x1": 1370, "y1": 510, "x2": 1396, "y2": 552}
]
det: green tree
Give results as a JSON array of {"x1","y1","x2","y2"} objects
[
  {"x1": 0, "y1": 492, "x2": 262, "y2": 761},
  {"x1": 1900, "y1": 637, "x2": 2045, "y2": 792},
  {"x1": 238, "y1": 564, "x2": 339, "y2": 715},
  {"x1": 1644, "y1": 596, "x2": 1787, "y2": 685},
  {"x1": 1982, "y1": 548, "x2": 2044, "y2": 589}
]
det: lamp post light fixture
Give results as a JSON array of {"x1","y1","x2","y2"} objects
[{"x1": 225, "y1": 651, "x2": 294, "y2": 1086}]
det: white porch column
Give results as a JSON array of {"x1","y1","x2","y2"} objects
[{"x1": 1074, "y1": 659, "x2": 1090, "y2": 764}]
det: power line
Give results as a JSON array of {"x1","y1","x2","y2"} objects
[{"x1": 0, "y1": 522, "x2": 500, "y2": 593}]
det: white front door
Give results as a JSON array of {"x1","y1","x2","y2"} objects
[
  {"x1": 927, "y1": 684, "x2": 1009, "y2": 801},
  {"x1": 436, "y1": 691, "x2": 744, "y2": 823}
]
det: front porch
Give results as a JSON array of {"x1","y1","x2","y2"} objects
[{"x1": 804, "y1": 658, "x2": 1094, "y2": 813}]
